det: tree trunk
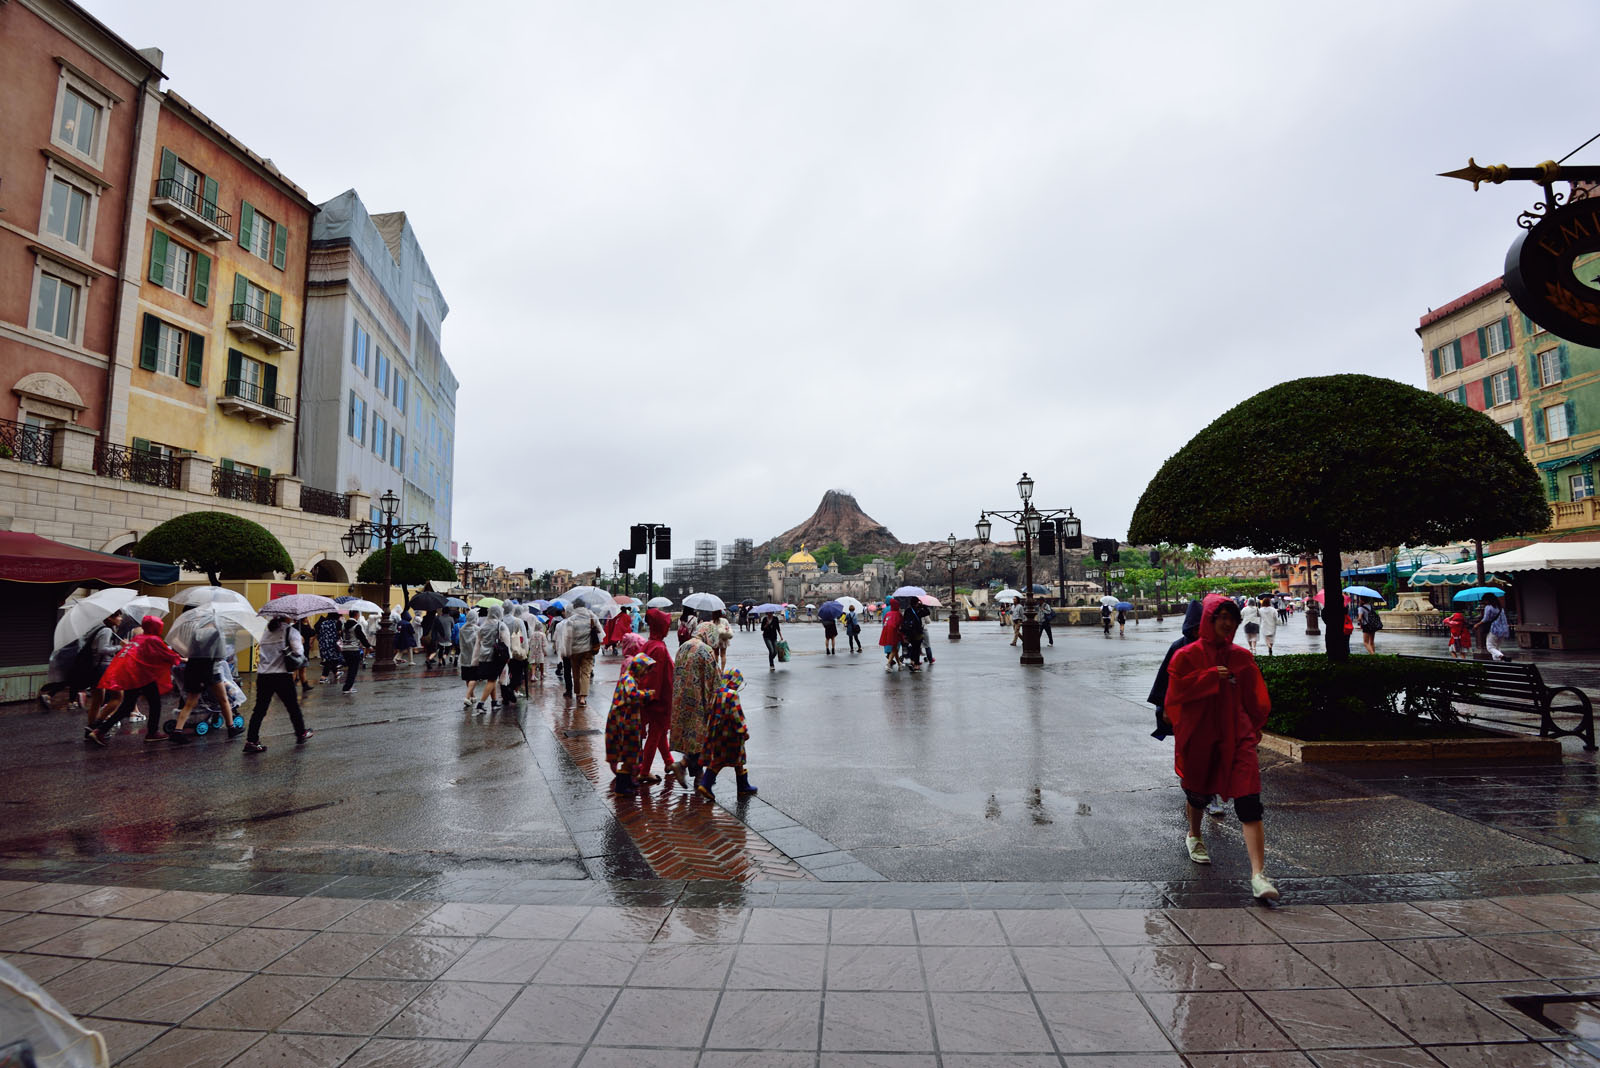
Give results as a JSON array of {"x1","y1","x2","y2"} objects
[
  {"x1": 207, "y1": 571, "x2": 220, "y2": 586},
  {"x1": 1321, "y1": 538, "x2": 1349, "y2": 661}
]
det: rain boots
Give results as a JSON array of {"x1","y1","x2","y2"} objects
[
  {"x1": 736, "y1": 771, "x2": 758, "y2": 795},
  {"x1": 696, "y1": 769, "x2": 716, "y2": 800},
  {"x1": 612, "y1": 772, "x2": 636, "y2": 796}
]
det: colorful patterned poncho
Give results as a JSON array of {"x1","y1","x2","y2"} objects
[
  {"x1": 605, "y1": 654, "x2": 655, "y2": 768},
  {"x1": 702, "y1": 668, "x2": 750, "y2": 772}
]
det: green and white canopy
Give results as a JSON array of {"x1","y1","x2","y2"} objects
[{"x1": 1408, "y1": 541, "x2": 1600, "y2": 586}]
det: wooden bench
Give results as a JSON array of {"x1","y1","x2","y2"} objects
[{"x1": 1400, "y1": 655, "x2": 1596, "y2": 751}]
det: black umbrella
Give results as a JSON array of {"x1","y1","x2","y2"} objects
[{"x1": 409, "y1": 590, "x2": 448, "y2": 612}]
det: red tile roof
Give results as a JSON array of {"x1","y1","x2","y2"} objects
[{"x1": 1418, "y1": 276, "x2": 1505, "y2": 332}]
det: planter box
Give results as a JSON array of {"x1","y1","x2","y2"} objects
[{"x1": 1259, "y1": 728, "x2": 1562, "y2": 763}]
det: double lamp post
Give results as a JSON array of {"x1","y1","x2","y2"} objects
[
  {"x1": 975, "y1": 473, "x2": 1080, "y2": 666},
  {"x1": 341, "y1": 488, "x2": 438, "y2": 668}
]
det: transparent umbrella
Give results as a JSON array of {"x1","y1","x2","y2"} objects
[
  {"x1": 53, "y1": 588, "x2": 138, "y2": 650},
  {"x1": 646, "y1": 596, "x2": 673, "y2": 608},
  {"x1": 165, "y1": 605, "x2": 267, "y2": 657},
  {"x1": 560, "y1": 586, "x2": 617, "y2": 611},
  {"x1": 683, "y1": 592, "x2": 725, "y2": 613},
  {"x1": 171, "y1": 586, "x2": 252, "y2": 608}
]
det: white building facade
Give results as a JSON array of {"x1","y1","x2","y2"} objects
[{"x1": 301, "y1": 190, "x2": 456, "y2": 542}]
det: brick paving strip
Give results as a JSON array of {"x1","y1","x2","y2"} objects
[{"x1": 4, "y1": 876, "x2": 1600, "y2": 1065}]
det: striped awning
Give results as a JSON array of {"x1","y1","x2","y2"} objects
[{"x1": 1409, "y1": 540, "x2": 1600, "y2": 584}]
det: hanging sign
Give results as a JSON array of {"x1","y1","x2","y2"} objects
[{"x1": 1504, "y1": 195, "x2": 1600, "y2": 346}]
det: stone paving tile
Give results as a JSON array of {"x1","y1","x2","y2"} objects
[
  {"x1": 1489, "y1": 893, "x2": 1600, "y2": 931},
  {"x1": 377, "y1": 979, "x2": 522, "y2": 1041},
  {"x1": 1352, "y1": 984, "x2": 1529, "y2": 1045},
  {"x1": 489, "y1": 903, "x2": 589, "y2": 940},
  {"x1": 340, "y1": 1036, "x2": 473, "y2": 1067},
  {"x1": 1248, "y1": 987, "x2": 1414, "y2": 1048},
  {"x1": 327, "y1": 899, "x2": 443, "y2": 934},
  {"x1": 1450, "y1": 979, "x2": 1570, "y2": 1040},
  {"x1": 727, "y1": 940, "x2": 827, "y2": 989},
  {"x1": 821, "y1": 943, "x2": 919, "y2": 992},
  {"x1": 1330, "y1": 902, "x2": 1463, "y2": 940},
  {"x1": 3, "y1": 950, "x2": 87, "y2": 981},
  {"x1": 822, "y1": 990, "x2": 933, "y2": 1052},
  {"x1": 996, "y1": 907, "x2": 1099, "y2": 945},
  {"x1": 582, "y1": 1048, "x2": 699, "y2": 1068},
  {"x1": 626, "y1": 942, "x2": 737, "y2": 988},
  {"x1": 457, "y1": 1043, "x2": 583, "y2": 1068},
  {"x1": 1167, "y1": 908, "x2": 1284, "y2": 945},
  {"x1": 261, "y1": 930, "x2": 393, "y2": 977},
  {"x1": 1082, "y1": 908, "x2": 1191, "y2": 945},
  {"x1": 108, "y1": 889, "x2": 230, "y2": 922},
  {"x1": 1034, "y1": 990, "x2": 1175, "y2": 1054},
  {"x1": 277, "y1": 976, "x2": 425, "y2": 1035},
  {"x1": 77, "y1": 1016, "x2": 168, "y2": 1064},
  {"x1": 913, "y1": 909, "x2": 1006, "y2": 946},
  {"x1": 3, "y1": 881, "x2": 101, "y2": 912},
  {"x1": 405, "y1": 901, "x2": 515, "y2": 937},
  {"x1": 1307, "y1": 1050, "x2": 1442, "y2": 1068},
  {"x1": 349, "y1": 934, "x2": 473, "y2": 981},
  {"x1": 1475, "y1": 930, "x2": 1600, "y2": 979},
  {"x1": 1139, "y1": 991, "x2": 1293, "y2": 1052},
  {"x1": 102, "y1": 921, "x2": 235, "y2": 965},
  {"x1": 1291, "y1": 939, "x2": 1442, "y2": 988},
  {"x1": 0, "y1": 910, "x2": 90, "y2": 951},
  {"x1": 1013, "y1": 944, "x2": 1130, "y2": 992},
  {"x1": 920, "y1": 945, "x2": 1028, "y2": 991},
  {"x1": 439, "y1": 937, "x2": 559, "y2": 984},
  {"x1": 743, "y1": 907, "x2": 830, "y2": 944},
  {"x1": 27, "y1": 916, "x2": 164, "y2": 958},
  {"x1": 116, "y1": 1025, "x2": 263, "y2": 1067},
  {"x1": 1425, "y1": 1044, "x2": 1584, "y2": 1068},
  {"x1": 1201, "y1": 943, "x2": 1340, "y2": 990},
  {"x1": 482, "y1": 983, "x2": 618, "y2": 1044},
  {"x1": 1386, "y1": 935, "x2": 1543, "y2": 983},
  {"x1": 180, "y1": 893, "x2": 298, "y2": 927},
  {"x1": 185, "y1": 972, "x2": 334, "y2": 1030},
  {"x1": 251, "y1": 894, "x2": 367, "y2": 931},
  {"x1": 38, "y1": 957, "x2": 165, "y2": 1016},
  {"x1": 1251, "y1": 905, "x2": 1375, "y2": 943},
  {"x1": 179, "y1": 923, "x2": 310, "y2": 971},
  {"x1": 930, "y1": 991, "x2": 1055, "y2": 1053},
  {"x1": 534, "y1": 937, "x2": 647, "y2": 986},
  {"x1": 42, "y1": 884, "x2": 163, "y2": 916},
  {"x1": 1187, "y1": 1055, "x2": 1313, "y2": 1068},
  {"x1": 1106, "y1": 944, "x2": 1237, "y2": 991},
  {"x1": 1413, "y1": 898, "x2": 1546, "y2": 936},
  {"x1": 828, "y1": 908, "x2": 917, "y2": 945},
  {"x1": 650, "y1": 905, "x2": 749, "y2": 943},
  {"x1": 224, "y1": 1032, "x2": 366, "y2": 1068},
  {"x1": 593, "y1": 986, "x2": 719, "y2": 1047},
  {"x1": 707, "y1": 988, "x2": 823, "y2": 1050}
]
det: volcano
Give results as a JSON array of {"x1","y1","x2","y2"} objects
[{"x1": 764, "y1": 491, "x2": 903, "y2": 559}]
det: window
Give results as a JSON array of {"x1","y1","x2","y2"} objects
[
  {"x1": 394, "y1": 374, "x2": 406, "y2": 415},
  {"x1": 370, "y1": 506, "x2": 382, "y2": 525},
  {"x1": 153, "y1": 322, "x2": 184, "y2": 377},
  {"x1": 373, "y1": 414, "x2": 387, "y2": 458},
  {"x1": 138, "y1": 313, "x2": 204, "y2": 384},
  {"x1": 156, "y1": 240, "x2": 192, "y2": 297},
  {"x1": 348, "y1": 392, "x2": 366, "y2": 444},
  {"x1": 1484, "y1": 319, "x2": 1509, "y2": 356},
  {"x1": 44, "y1": 178, "x2": 89, "y2": 248},
  {"x1": 1572, "y1": 473, "x2": 1594, "y2": 501},
  {"x1": 1490, "y1": 369, "x2": 1515, "y2": 406},
  {"x1": 243, "y1": 279, "x2": 269, "y2": 321},
  {"x1": 1539, "y1": 349, "x2": 1564, "y2": 386},
  {"x1": 239, "y1": 202, "x2": 287, "y2": 270},
  {"x1": 352, "y1": 322, "x2": 370, "y2": 376},
  {"x1": 391, "y1": 430, "x2": 403, "y2": 470},
  {"x1": 1434, "y1": 340, "x2": 1462, "y2": 376},
  {"x1": 375, "y1": 350, "x2": 389, "y2": 399},
  {"x1": 1546, "y1": 402, "x2": 1571, "y2": 442},
  {"x1": 57, "y1": 87, "x2": 99, "y2": 156},
  {"x1": 33, "y1": 272, "x2": 78, "y2": 341}
]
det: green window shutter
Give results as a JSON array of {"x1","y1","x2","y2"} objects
[
  {"x1": 272, "y1": 223, "x2": 287, "y2": 270},
  {"x1": 139, "y1": 313, "x2": 159, "y2": 370},
  {"x1": 267, "y1": 291, "x2": 282, "y2": 326},
  {"x1": 238, "y1": 201, "x2": 254, "y2": 250},
  {"x1": 202, "y1": 176, "x2": 219, "y2": 221},
  {"x1": 1512, "y1": 418, "x2": 1525, "y2": 446},
  {"x1": 226, "y1": 348, "x2": 242, "y2": 388},
  {"x1": 1534, "y1": 406, "x2": 1547, "y2": 443},
  {"x1": 132, "y1": 437, "x2": 151, "y2": 453},
  {"x1": 1509, "y1": 367, "x2": 1520, "y2": 400},
  {"x1": 1431, "y1": 348, "x2": 1442, "y2": 379},
  {"x1": 1452, "y1": 339, "x2": 1462, "y2": 366},
  {"x1": 192, "y1": 252, "x2": 210, "y2": 306},
  {"x1": 232, "y1": 273, "x2": 247, "y2": 314},
  {"x1": 1475, "y1": 326, "x2": 1487, "y2": 359},
  {"x1": 1567, "y1": 400, "x2": 1577, "y2": 435},
  {"x1": 262, "y1": 362, "x2": 277, "y2": 403},
  {"x1": 1530, "y1": 349, "x2": 1542, "y2": 386},
  {"x1": 221, "y1": 457, "x2": 234, "y2": 471},
  {"x1": 1560, "y1": 347, "x2": 1571, "y2": 380},
  {"x1": 184, "y1": 333, "x2": 204, "y2": 387},
  {"x1": 159, "y1": 147, "x2": 176, "y2": 183},
  {"x1": 258, "y1": 466, "x2": 271, "y2": 479},
  {"x1": 1501, "y1": 315, "x2": 1513, "y2": 348},
  {"x1": 147, "y1": 230, "x2": 169, "y2": 284}
]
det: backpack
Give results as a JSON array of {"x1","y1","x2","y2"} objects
[
  {"x1": 69, "y1": 625, "x2": 105, "y2": 686},
  {"x1": 1364, "y1": 606, "x2": 1383, "y2": 632}
]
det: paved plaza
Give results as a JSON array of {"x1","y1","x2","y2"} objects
[{"x1": 3, "y1": 620, "x2": 1600, "y2": 1063}]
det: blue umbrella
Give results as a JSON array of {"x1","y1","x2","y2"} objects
[
  {"x1": 818, "y1": 601, "x2": 845, "y2": 621},
  {"x1": 444, "y1": 596, "x2": 468, "y2": 608},
  {"x1": 1115, "y1": 601, "x2": 1134, "y2": 611},
  {"x1": 1452, "y1": 586, "x2": 1505, "y2": 603},
  {"x1": 1342, "y1": 585, "x2": 1384, "y2": 600},
  {"x1": 1030, "y1": 584, "x2": 1051, "y2": 594},
  {"x1": 333, "y1": 595, "x2": 361, "y2": 603}
]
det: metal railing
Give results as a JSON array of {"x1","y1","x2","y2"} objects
[
  {"x1": 96, "y1": 441, "x2": 180, "y2": 489},
  {"x1": 0, "y1": 418, "x2": 53, "y2": 466},
  {"x1": 222, "y1": 377, "x2": 293, "y2": 417},
  {"x1": 300, "y1": 485, "x2": 349, "y2": 518},
  {"x1": 212, "y1": 465, "x2": 275, "y2": 506},
  {"x1": 228, "y1": 303, "x2": 294, "y2": 346},
  {"x1": 151, "y1": 178, "x2": 233, "y2": 233}
]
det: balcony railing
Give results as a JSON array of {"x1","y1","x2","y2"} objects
[
  {"x1": 212, "y1": 465, "x2": 275, "y2": 506},
  {"x1": 1550, "y1": 498, "x2": 1600, "y2": 530},
  {"x1": 300, "y1": 485, "x2": 349, "y2": 518},
  {"x1": 0, "y1": 418, "x2": 53, "y2": 466},
  {"x1": 150, "y1": 178, "x2": 233, "y2": 241},
  {"x1": 96, "y1": 441, "x2": 180, "y2": 489},
  {"x1": 227, "y1": 303, "x2": 295, "y2": 350},
  {"x1": 219, "y1": 377, "x2": 294, "y2": 423}
]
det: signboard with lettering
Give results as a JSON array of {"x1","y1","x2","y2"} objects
[{"x1": 1504, "y1": 195, "x2": 1600, "y2": 346}]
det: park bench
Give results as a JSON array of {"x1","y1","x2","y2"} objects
[{"x1": 1400, "y1": 655, "x2": 1596, "y2": 751}]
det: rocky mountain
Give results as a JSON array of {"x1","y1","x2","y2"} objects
[{"x1": 762, "y1": 491, "x2": 904, "y2": 560}]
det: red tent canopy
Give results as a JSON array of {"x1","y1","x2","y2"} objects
[{"x1": 0, "y1": 531, "x2": 141, "y2": 584}]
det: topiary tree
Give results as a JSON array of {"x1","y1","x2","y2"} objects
[
  {"x1": 135, "y1": 511, "x2": 293, "y2": 585},
  {"x1": 355, "y1": 547, "x2": 458, "y2": 586},
  {"x1": 1128, "y1": 374, "x2": 1549, "y2": 660}
]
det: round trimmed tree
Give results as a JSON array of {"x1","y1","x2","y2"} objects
[
  {"x1": 355, "y1": 547, "x2": 458, "y2": 587},
  {"x1": 1128, "y1": 374, "x2": 1549, "y2": 659},
  {"x1": 135, "y1": 511, "x2": 294, "y2": 585}
]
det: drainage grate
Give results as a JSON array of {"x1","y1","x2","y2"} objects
[{"x1": 1504, "y1": 993, "x2": 1600, "y2": 1058}]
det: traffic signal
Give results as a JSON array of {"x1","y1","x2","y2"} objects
[
  {"x1": 524, "y1": 567, "x2": 533, "y2": 581},
  {"x1": 619, "y1": 549, "x2": 636, "y2": 570},
  {"x1": 655, "y1": 528, "x2": 671, "y2": 558},
  {"x1": 1038, "y1": 525, "x2": 1056, "y2": 556},
  {"x1": 1148, "y1": 548, "x2": 1161, "y2": 567},
  {"x1": 630, "y1": 525, "x2": 647, "y2": 555}
]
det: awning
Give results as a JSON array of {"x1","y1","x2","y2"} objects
[
  {"x1": 1408, "y1": 541, "x2": 1600, "y2": 585},
  {"x1": 1537, "y1": 447, "x2": 1600, "y2": 472},
  {"x1": 0, "y1": 532, "x2": 179, "y2": 585}
]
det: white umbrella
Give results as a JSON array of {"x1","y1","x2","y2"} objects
[
  {"x1": 337, "y1": 599, "x2": 383, "y2": 614},
  {"x1": 171, "y1": 586, "x2": 252, "y2": 608},
  {"x1": 834, "y1": 596, "x2": 865, "y2": 612},
  {"x1": 53, "y1": 588, "x2": 138, "y2": 650},
  {"x1": 595, "y1": 603, "x2": 623, "y2": 619},
  {"x1": 890, "y1": 586, "x2": 927, "y2": 599},
  {"x1": 122, "y1": 595, "x2": 170, "y2": 620},
  {"x1": 165, "y1": 605, "x2": 267, "y2": 656},
  {"x1": 1099, "y1": 595, "x2": 1119, "y2": 607},
  {"x1": 646, "y1": 596, "x2": 673, "y2": 608},
  {"x1": 683, "y1": 592, "x2": 726, "y2": 613},
  {"x1": 994, "y1": 589, "x2": 1022, "y2": 603},
  {"x1": 560, "y1": 586, "x2": 618, "y2": 610}
]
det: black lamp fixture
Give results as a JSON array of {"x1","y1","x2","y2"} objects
[{"x1": 975, "y1": 473, "x2": 1079, "y2": 666}]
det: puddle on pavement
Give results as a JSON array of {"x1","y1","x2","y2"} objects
[{"x1": 893, "y1": 777, "x2": 1087, "y2": 825}]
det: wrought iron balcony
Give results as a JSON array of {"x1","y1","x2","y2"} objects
[
  {"x1": 300, "y1": 485, "x2": 349, "y2": 518},
  {"x1": 95, "y1": 441, "x2": 180, "y2": 489},
  {"x1": 212, "y1": 465, "x2": 275, "y2": 506},
  {"x1": 149, "y1": 178, "x2": 233, "y2": 242},
  {"x1": 218, "y1": 377, "x2": 293, "y2": 425},
  {"x1": 226, "y1": 303, "x2": 295, "y2": 351},
  {"x1": 0, "y1": 418, "x2": 53, "y2": 466}
]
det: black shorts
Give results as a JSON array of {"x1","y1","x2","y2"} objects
[
  {"x1": 822, "y1": 621, "x2": 838, "y2": 638},
  {"x1": 183, "y1": 657, "x2": 216, "y2": 692},
  {"x1": 1183, "y1": 790, "x2": 1264, "y2": 823}
]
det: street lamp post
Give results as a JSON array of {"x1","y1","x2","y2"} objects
[
  {"x1": 976, "y1": 473, "x2": 1080, "y2": 666},
  {"x1": 341, "y1": 488, "x2": 437, "y2": 671},
  {"x1": 937, "y1": 533, "x2": 962, "y2": 641},
  {"x1": 460, "y1": 542, "x2": 473, "y2": 591}
]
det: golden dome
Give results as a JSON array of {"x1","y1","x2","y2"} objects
[{"x1": 787, "y1": 544, "x2": 817, "y2": 567}]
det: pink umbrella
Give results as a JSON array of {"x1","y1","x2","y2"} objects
[
  {"x1": 1313, "y1": 590, "x2": 1350, "y2": 607},
  {"x1": 613, "y1": 595, "x2": 637, "y2": 605},
  {"x1": 918, "y1": 594, "x2": 942, "y2": 607}
]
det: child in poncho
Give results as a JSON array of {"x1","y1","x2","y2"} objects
[
  {"x1": 606, "y1": 653, "x2": 655, "y2": 795},
  {"x1": 696, "y1": 668, "x2": 758, "y2": 800},
  {"x1": 1446, "y1": 612, "x2": 1472, "y2": 659}
]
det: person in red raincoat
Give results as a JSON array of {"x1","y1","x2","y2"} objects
[
  {"x1": 634, "y1": 609, "x2": 677, "y2": 785},
  {"x1": 879, "y1": 603, "x2": 902, "y2": 671},
  {"x1": 603, "y1": 608, "x2": 633, "y2": 654},
  {"x1": 1164, "y1": 594, "x2": 1278, "y2": 901},
  {"x1": 87, "y1": 615, "x2": 183, "y2": 746}
]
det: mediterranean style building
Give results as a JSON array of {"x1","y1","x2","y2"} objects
[{"x1": 763, "y1": 546, "x2": 897, "y2": 604}]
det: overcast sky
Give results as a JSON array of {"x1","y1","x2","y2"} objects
[{"x1": 90, "y1": 0, "x2": 1600, "y2": 572}]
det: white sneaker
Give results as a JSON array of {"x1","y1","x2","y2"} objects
[
  {"x1": 1251, "y1": 872, "x2": 1280, "y2": 901},
  {"x1": 1186, "y1": 836, "x2": 1211, "y2": 864},
  {"x1": 1207, "y1": 797, "x2": 1229, "y2": 818}
]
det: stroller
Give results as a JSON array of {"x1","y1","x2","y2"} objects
[{"x1": 164, "y1": 658, "x2": 246, "y2": 737}]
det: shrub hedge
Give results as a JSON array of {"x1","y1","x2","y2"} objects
[{"x1": 1258, "y1": 654, "x2": 1485, "y2": 741}]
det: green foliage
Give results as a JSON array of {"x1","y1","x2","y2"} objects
[
  {"x1": 356, "y1": 547, "x2": 458, "y2": 585},
  {"x1": 892, "y1": 550, "x2": 916, "y2": 570},
  {"x1": 1259, "y1": 654, "x2": 1484, "y2": 740},
  {"x1": 1128, "y1": 375, "x2": 1549, "y2": 555},
  {"x1": 812, "y1": 540, "x2": 863, "y2": 574},
  {"x1": 135, "y1": 510, "x2": 292, "y2": 584}
]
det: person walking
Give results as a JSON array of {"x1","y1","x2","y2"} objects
[
  {"x1": 79, "y1": 609, "x2": 124, "y2": 730},
  {"x1": 899, "y1": 600, "x2": 925, "y2": 670},
  {"x1": 566, "y1": 597, "x2": 603, "y2": 706},
  {"x1": 759, "y1": 610, "x2": 783, "y2": 670},
  {"x1": 1165, "y1": 595, "x2": 1277, "y2": 901},
  {"x1": 697, "y1": 668, "x2": 758, "y2": 799},
  {"x1": 606, "y1": 653, "x2": 655, "y2": 794},
  {"x1": 879, "y1": 601, "x2": 902, "y2": 671},
  {"x1": 1357, "y1": 598, "x2": 1382, "y2": 654},
  {"x1": 393, "y1": 610, "x2": 417, "y2": 666},
  {"x1": 1101, "y1": 603, "x2": 1113, "y2": 635},
  {"x1": 1240, "y1": 599, "x2": 1261, "y2": 653},
  {"x1": 87, "y1": 616, "x2": 182, "y2": 746},
  {"x1": 1258, "y1": 596, "x2": 1278, "y2": 655},
  {"x1": 316, "y1": 613, "x2": 342, "y2": 685},
  {"x1": 1147, "y1": 600, "x2": 1204, "y2": 741},
  {"x1": 1117, "y1": 606, "x2": 1128, "y2": 636},
  {"x1": 1040, "y1": 602, "x2": 1056, "y2": 646},
  {"x1": 1446, "y1": 611, "x2": 1472, "y2": 659},
  {"x1": 845, "y1": 607, "x2": 863, "y2": 653},
  {"x1": 503, "y1": 606, "x2": 529, "y2": 702},
  {"x1": 1010, "y1": 602, "x2": 1024, "y2": 646},
  {"x1": 634, "y1": 609, "x2": 676, "y2": 784},
  {"x1": 339, "y1": 613, "x2": 371, "y2": 694},
  {"x1": 474, "y1": 606, "x2": 511, "y2": 710},
  {"x1": 671, "y1": 622, "x2": 722, "y2": 784},
  {"x1": 169, "y1": 622, "x2": 237, "y2": 743},
  {"x1": 1478, "y1": 593, "x2": 1509, "y2": 661},
  {"x1": 821, "y1": 609, "x2": 838, "y2": 655},
  {"x1": 245, "y1": 616, "x2": 312, "y2": 753}
]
